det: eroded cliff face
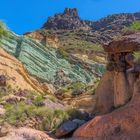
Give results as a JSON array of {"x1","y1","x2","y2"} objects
[
  {"x1": 73, "y1": 32, "x2": 140, "y2": 140},
  {"x1": 96, "y1": 32, "x2": 140, "y2": 114}
]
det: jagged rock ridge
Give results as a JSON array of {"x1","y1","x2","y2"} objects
[
  {"x1": 43, "y1": 8, "x2": 90, "y2": 31},
  {"x1": 42, "y1": 8, "x2": 140, "y2": 44},
  {"x1": 0, "y1": 47, "x2": 48, "y2": 93}
]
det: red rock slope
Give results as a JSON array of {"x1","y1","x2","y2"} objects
[{"x1": 73, "y1": 32, "x2": 140, "y2": 140}]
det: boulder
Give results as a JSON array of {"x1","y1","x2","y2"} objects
[
  {"x1": 55, "y1": 120, "x2": 78, "y2": 138},
  {"x1": 0, "y1": 105, "x2": 5, "y2": 116}
]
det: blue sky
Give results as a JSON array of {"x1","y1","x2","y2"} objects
[{"x1": 0, "y1": 0, "x2": 140, "y2": 34}]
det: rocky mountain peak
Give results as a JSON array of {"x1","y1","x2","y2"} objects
[
  {"x1": 42, "y1": 8, "x2": 90, "y2": 31},
  {"x1": 63, "y1": 8, "x2": 78, "y2": 17}
]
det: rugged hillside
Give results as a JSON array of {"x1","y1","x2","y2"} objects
[{"x1": 0, "y1": 31, "x2": 105, "y2": 89}]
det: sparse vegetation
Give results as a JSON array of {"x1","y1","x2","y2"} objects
[
  {"x1": 55, "y1": 30, "x2": 104, "y2": 57},
  {"x1": 4, "y1": 102, "x2": 69, "y2": 131},
  {"x1": 0, "y1": 86, "x2": 87, "y2": 131}
]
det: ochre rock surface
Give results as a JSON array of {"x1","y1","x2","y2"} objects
[
  {"x1": 0, "y1": 127, "x2": 54, "y2": 140},
  {"x1": 0, "y1": 48, "x2": 49, "y2": 93}
]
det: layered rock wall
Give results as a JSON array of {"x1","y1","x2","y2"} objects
[{"x1": 0, "y1": 32, "x2": 105, "y2": 88}]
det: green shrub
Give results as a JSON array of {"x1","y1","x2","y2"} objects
[
  {"x1": 123, "y1": 21, "x2": 140, "y2": 34},
  {"x1": 4, "y1": 102, "x2": 36, "y2": 125},
  {"x1": 130, "y1": 21, "x2": 140, "y2": 31},
  {"x1": 133, "y1": 51, "x2": 140, "y2": 64},
  {"x1": 0, "y1": 21, "x2": 9, "y2": 38}
]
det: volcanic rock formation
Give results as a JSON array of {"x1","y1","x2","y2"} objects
[{"x1": 73, "y1": 32, "x2": 140, "y2": 140}]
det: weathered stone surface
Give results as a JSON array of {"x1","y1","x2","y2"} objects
[
  {"x1": 95, "y1": 71, "x2": 114, "y2": 114},
  {"x1": 25, "y1": 30, "x2": 59, "y2": 48},
  {"x1": 114, "y1": 72, "x2": 131, "y2": 107},
  {"x1": 103, "y1": 32, "x2": 140, "y2": 53}
]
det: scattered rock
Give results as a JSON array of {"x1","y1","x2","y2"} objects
[{"x1": 2, "y1": 95, "x2": 26, "y2": 104}]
